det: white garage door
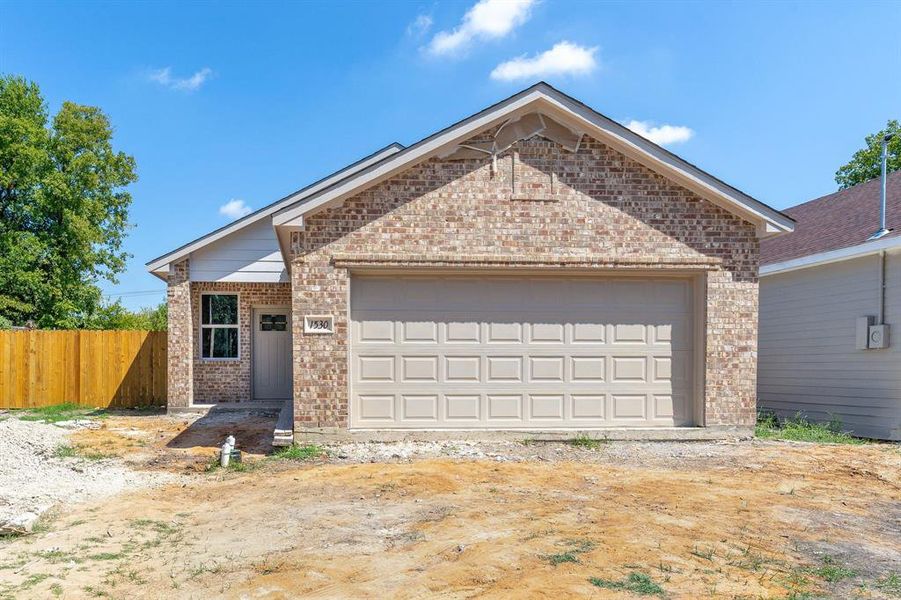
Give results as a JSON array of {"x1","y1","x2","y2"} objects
[{"x1": 350, "y1": 276, "x2": 695, "y2": 429}]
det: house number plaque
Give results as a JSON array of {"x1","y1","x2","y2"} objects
[{"x1": 304, "y1": 315, "x2": 334, "y2": 334}]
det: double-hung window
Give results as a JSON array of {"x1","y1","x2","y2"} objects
[{"x1": 200, "y1": 293, "x2": 239, "y2": 359}]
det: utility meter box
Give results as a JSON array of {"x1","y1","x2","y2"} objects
[
  {"x1": 868, "y1": 324, "x2": 890, "y2": 349},
  {"x1": 856, "y1": 316, "x2": 874, "y2": 349}
]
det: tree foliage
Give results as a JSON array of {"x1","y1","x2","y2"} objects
[
  {"x1": 82, "y1": 301, "x2": 167, "y2": 331},
  {"x1": 835, "y1": 120, "x2": 901, "y2": 189},
  {"x1": 0, "y1": 74, "x2": 137, "y2": 328}
]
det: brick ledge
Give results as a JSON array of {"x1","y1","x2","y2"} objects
[{"x1": 331, "y1": 254, "x2": 721, "y2": 270}]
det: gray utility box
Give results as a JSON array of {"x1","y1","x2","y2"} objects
[
  {"x1": 857, "y1": 316, "x2": 891, "y2": 349},
  {"x1": 868, "y1": 324, "x2": 890, "y2": 349}
]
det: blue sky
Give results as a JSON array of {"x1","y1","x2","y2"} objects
[{"x1": 2, "y1": 0, "x2": 899, "y2": 309}]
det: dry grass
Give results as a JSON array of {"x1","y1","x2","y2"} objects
[{"x1": 0, "y1": 414, "x2": 898, "y2": 599}]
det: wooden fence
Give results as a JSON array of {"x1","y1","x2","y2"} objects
[{"x1": 0, "y1": 330, "x2": 167, "y2": 409}]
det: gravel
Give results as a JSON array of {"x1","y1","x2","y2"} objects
[
  {"x1": 322, "y1": 438, "x2": 750, "y2": 467},
  {"x1": 0, "y1": 414, "x2": 180, "y2": 534}
]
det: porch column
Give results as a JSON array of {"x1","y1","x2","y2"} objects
[{"x1": 167, "y1": 258, "x2": 193, "y2": 408}]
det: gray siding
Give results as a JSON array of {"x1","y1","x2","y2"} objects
[
  {"x1": 758, "y1": 251, "x2": 901, "y2": 440},
  {"x1": 189, "y1": 219, "x2": 287, "y2": 283}
]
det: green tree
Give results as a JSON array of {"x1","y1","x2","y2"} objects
[
  {"x1": 835, "y1": 120, "x2": 901, "y2": 189},
  {"x1": 82, "y1": 301, "x2": 167, "y2": 331},
  {"x1": 0, "y1": 75, "x2": 137, "y2": 328}
]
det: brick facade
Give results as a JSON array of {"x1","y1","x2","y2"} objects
[
  {"x1": 165, "y1": 272, "x2": 291, "y2": 405},
  {"x1": 190, "y1": 282, "x2": 292, "y2": 403},
  {"x1": 166, "y1": 259, "x2": 193, "y2": 408},
  {"x1": 289, "y1": 132, "x2": 759, "y2": 429}
]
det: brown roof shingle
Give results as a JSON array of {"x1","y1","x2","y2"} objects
[{"x1": 760, "y1": 170, "x2": 901, "y2": 265}]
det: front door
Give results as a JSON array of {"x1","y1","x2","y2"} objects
[{"x1": 252, "y1": 308, "x2": 292, "y2": 400}]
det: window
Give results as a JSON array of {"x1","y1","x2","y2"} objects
[
  {"x1": 200, "y1": 294, "x2": 239, "y2": 359},
  {"x1": 260, "y1": 314, "x2": 287, "y2": 332}
]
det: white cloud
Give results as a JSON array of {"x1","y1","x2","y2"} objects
[
  {"x1": 219, "y1": 199, "x2": 252, "y2": 219},
  {"x1": 428, "y1": 0, "x2": 535, "y2": 56},
  {"x1": 490, "y1": 41, "x2": 597, "y2": 81},
  {"x1": 407, "y1": 14, "x2": 433, "y2": 37},
  {"x1": 624, "y1": 120, "x2": 695, "y2": 146},
  {"x1": 148, "y1": 67, "x2": 213, "y2": 92}
]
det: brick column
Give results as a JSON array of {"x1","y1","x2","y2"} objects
[{"x1": 167, "y1": 259, "x2": 193, "y2": 408}]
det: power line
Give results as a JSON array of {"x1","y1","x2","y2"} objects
[{"x1": 103, "y1": 290, "x2": 165, "y2": 298}]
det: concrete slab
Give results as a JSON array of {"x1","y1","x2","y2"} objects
[{"x1": 272, "y1": 400, "x2": 294, "y2": 447}]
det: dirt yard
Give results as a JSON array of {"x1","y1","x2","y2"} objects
[{"x1": 0, "y1": 411, "x2": 898, "y2": 599}]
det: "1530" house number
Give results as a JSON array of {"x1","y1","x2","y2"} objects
[{"x1": 304, "y1": 315, "x2": 334, "y2": 334}]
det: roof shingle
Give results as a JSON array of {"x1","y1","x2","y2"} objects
[{"x1": 760, "y1": 170, "x2": 901, "y2": 265}]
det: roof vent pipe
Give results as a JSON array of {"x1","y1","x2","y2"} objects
[{"x1": 869, "y1": 133, "x2": 895, "y2": 240}]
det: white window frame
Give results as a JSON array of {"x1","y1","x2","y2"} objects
[{"x1": 199, "y1": 292, "x2": 240, "y2": 361}]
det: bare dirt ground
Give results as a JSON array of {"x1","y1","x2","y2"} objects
[{"x1": 0, "y1": 412, "x2": 898, "y2": 599}]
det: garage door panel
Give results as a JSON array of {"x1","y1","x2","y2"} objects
[
  {"x1": 487, "y1": 322, "x2": 523, "y2": 343},
  {"x1": 402, "y1": 395, "x2": 439, "y2": 420},
  {"x1": 529, "y1": 322, "x2": 565, "y2": 344},
  {"x1": 487, "y1": 394, "x2": 522, "y2": 420},
  {"x1": 358, "y1": 395, "x2": 395, "y2": 421},
  {"x1": 445, "y1": 356, "x2": 481, "y2": 382},
  {"x1": 357, "y1": 319, "x2": 395, "y2": 343},
  {"x1": 446, "y1": 394, "x2": 481, "y2": 420},
  {"x1": 487, "y1": 356, "x2": 523, "y2": 382},
  {"x1": 401, "y1": 321, "x2": 438, "y2": 343},
  {"x1": 358, "y1": 356, "x2": 395, "y2": 382},
  {"x1": 401, "y1": 356, "x2": 438, "y2": 382},
  {"x1": 529, "y1": 356, "x2": 565, "y2": 382},
  {"x1": 529, "y1": 394, "x2": 565, "y2": 419},
  {"x1": 445, "y1": 320, "x2": 481, "y2": 343},
  {"x1": 572, "y1": 394, "x2": 606, "y2": 419},
  {"x1": 572, "y1": 322, "x2": 606, "y2": 343},
  {"x1": 351, "y1": 276, "x2": 694, "y2": 429},
  {"x1": 571, "y1": 356, "x2": 606, "y2": 382}
]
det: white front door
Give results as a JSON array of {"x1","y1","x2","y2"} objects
[{"x1": 252, "y1": 308, "x2": 292, "y2": 400}]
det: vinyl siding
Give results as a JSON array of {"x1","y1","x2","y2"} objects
[
  {"x1": 758, "y1": 251, "x2": 901, "y2": 440},
  {"x1": 189, "y1": 219, "x2": 287, "y2": 283}
]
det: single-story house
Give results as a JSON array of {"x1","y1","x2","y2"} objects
[
  {"x1": 759, "y1": 171, "x2": 901, "y2": 440},
  {"x1": 147, "y1": 82, "x2": 794, "y2": 440}
]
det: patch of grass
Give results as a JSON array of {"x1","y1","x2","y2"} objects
[
  {"x1": 270, "y1": 443, "x2": 326, "y2": 461},
  {"x1": 589, "y1": 572, "x2": 664, "y2": 596},
  {"x1": 874, "y1": 573, "x2": 901, "y2": 596},
  {"x1": 205, "y1": 454, "x2": 260, "y2": 472},
  {"x1": 569, "y1": 434, "x2": 606, "y2": 450},
  {"x1": 18, "y1": 403, "x2": 108, "y2": 424},
  {"x1": 88, "y1": 552, "x2": 125, "y2": 561},
  {"x1": 542, "y1": 539, "x2": 595, "y2": 566},
  {"x1": 544, "y1": 551, "x2": 579, "y2": 565},
  {"x1": 779, "y1": 568, "x2": 816, "y2": 599},
  {"x1": 82, "y1": 585, "x2": 110, "y2": 598},
  {"x1": 808, "y1": 555, "x2": 857, "y2": 583},
  {"x1": 187, "y1": 560, "x2": 223, "y2": 580},
  {"x1": 53, "y1": 444, "x2": 114, "y2": 461},
  {"x1": 130, "y1": 519, "x2": 179, "y2": 536},
  {"x1": 756, "y1": 411, "x2": 866, "y2": 444},
  {"x1": 53, "y1": 445, "x2": 76, "y2": 458},
  {"x1": 50, "y1": 583, "x2": 63, "y2": 597},
  {"x1": 689, "y1": 544, "x2": 716, "y2": 560},
  {"x1": 20, "y1": 573, "x2": 50, "y2": 589},
  {"x1": 36, "y1": 549, "x2": 81, "y2": 564}
]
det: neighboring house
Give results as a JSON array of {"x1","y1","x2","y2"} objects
[
  {"x1": 759, "y1": 171, "x2": 901, "y2": 440},
  {"x1": 147, "y1": 83, "x2": 794, "y2": 440}
]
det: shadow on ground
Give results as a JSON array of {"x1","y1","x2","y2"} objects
[{"x1": 165, "y1": 406, "x2": 278, "y2": 455}]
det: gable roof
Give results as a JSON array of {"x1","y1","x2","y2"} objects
[
  {"x1": 145, "y1": 142, "x2": 404, "y2": 277},
  {"x1": 760, "y1": 170, "x2": 901, "y2": 268},
  {"x1": 148, "y1": 82, "x2": 794, "y2": 279},
  {"x1": 271, "y1": 82, "x2": 795, "y2": 235}
]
